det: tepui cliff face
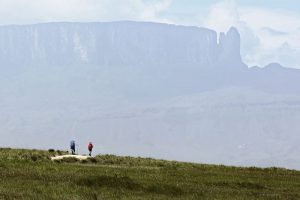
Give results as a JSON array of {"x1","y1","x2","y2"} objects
[{"x1": 0, "y1": 21, "x2": 245, "y2": 68}]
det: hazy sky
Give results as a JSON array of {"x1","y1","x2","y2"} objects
[{"x1": 0, "y1": 0, "x2": 299, "y2": 68}]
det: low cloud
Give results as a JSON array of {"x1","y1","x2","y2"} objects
[
  {"x1": 0, "y1": 0, "x2": 172, "y2": 25},
  {"x1": 201, "y1": 0, "x2": 300, "y2": 68}
]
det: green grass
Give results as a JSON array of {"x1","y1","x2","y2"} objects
[{"x1": 0, "y1": 148, "x2": 299, "y2": 199}]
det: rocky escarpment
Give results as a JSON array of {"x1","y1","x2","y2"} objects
[{"x1": 0, "y1": 21, "x2": 246, "y2": 68}]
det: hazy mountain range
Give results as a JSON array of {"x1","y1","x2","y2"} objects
[{"x1": 1, "y1": 21, "x2": 300, "y2": 169}]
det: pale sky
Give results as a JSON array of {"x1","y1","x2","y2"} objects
[{"x1": 0, "y1": 0, "x2": 299, "y2": 68}]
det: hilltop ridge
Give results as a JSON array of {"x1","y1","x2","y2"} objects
[{"x1": 0, "y1": 148, "x2": 299, "y2": 199}]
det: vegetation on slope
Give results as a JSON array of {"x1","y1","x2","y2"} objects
[{"x1": 0, "y1": 148, "x2": 299, "y2": 199}]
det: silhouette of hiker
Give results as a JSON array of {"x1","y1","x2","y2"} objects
[
  {"x1": 88, "y1": 142, "x2": 93, "y2": 156},
  {"x1": 70, "y1": 140, "x2": 76, "y2": 155}
]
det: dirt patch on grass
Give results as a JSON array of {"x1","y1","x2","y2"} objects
[{"x1": 51, "y1": 155, "x2": 89, "y2": 162}]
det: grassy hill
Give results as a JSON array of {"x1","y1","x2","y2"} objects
[{"x1": 0, "y1": 148, "x2": 299, "y2": 199}]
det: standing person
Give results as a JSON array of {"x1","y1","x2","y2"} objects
[
  {"x1": 88, "y1": 142, "x2": 93, "y2": 156},
  {"x1": 70, "y1": 140, "x2": 76, "y2": 155}
]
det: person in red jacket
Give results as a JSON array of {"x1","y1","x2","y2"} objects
[{"x1": 88, "y1": 142, "x2": 93, "y2": 156}]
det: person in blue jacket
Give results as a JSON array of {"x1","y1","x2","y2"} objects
[{"x1": 70, "y1": 140, "x2": 76, "y2": 155}]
